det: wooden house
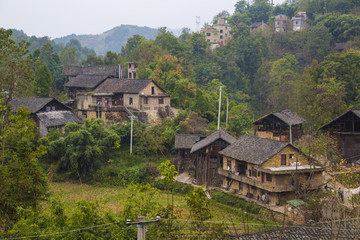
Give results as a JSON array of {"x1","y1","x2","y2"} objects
[
  {"x1": 320, "y1": 110, "x2": 360, "y2": 163},
  {"x1": 253, "y1": 110, "x2": 306, "y2": 143},
  {"x1": 174, "y1": 134, "x2": 205, "y2": 173},
  {"x1": 10, "y1": 97, "x2": 82, "y2": 136},
  {"x1": 190, "y1": 129, "x2": 236, "y2": 186},
  {"x1": 219, "y1": 134, "x2": 323, "y2": 206}
]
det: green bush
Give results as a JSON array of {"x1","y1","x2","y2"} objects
[
  {"x1": 153, "y1": 179, "x2": 194, "y2": 194},
  {"x1": 212, "y1": 191, "x2": 262, "y2": 214},
  {"x1": 93, "y1": 163, "x2": 154, "y2": 186}
]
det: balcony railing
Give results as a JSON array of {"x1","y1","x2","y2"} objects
[{"x1": 218, "y1": 168, "x2": 296, "y2": 192}]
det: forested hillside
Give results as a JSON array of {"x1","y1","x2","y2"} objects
[{"x1": 53, "y1": 25, "x2": 160, "y2": 55}]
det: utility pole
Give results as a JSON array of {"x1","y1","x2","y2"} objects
[
  {"x1": 217, "y1": 86, "x2": 223, "y2": 130},
  {"x1": 126, "y1": 216, "x2": 161, "y2": 240},
  {"x1": 289, "y1": 124, "x2": 292, "y2": 144},
  {"x1": 226, "y1": 96, "x2": 229, "y2": 130},
  {"x1": 128, "y1": 115, "x2": 137, "y2": 154}
]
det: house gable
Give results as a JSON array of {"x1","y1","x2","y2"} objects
[{"x1": 261, "y1": 145, "x2": 310, "y2": 168}]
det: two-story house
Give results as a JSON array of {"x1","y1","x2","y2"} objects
[
  {"x1": 218, "y1": 134, "x2": 323, "y2": 206},
  {"x1": 320, "y1": 110, "x2": 360, "y2": 163},
  {"x1": 253, "y1": 110, "x2": 306, "y2": 143},
  {"x1": 292, "y1": 12, "x2": 307, "y2": 31},
  {"x1": 10, "y1": 97, "x2": 82, "y2": 136},
  {"x1": 275, "y1": 14, "x2": 291, "y2": 32},
  {"x1": 76, "y1": 78, "x2": 171, "y2": 123}
]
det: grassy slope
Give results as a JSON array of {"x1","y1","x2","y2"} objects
[{"x1": 48, "y1": 182, "x2": 279, "y2": 230}]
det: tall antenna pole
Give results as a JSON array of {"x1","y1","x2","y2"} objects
[
  {"x1": 196, "y1": 16, "x2": 201, "y2": 32},
  {"x1": 226, "y1": 96, "x2": 229, "y2": 130},
  {"x1": 128, "y1": 115, "x2": 137, "y2": 154},
  {"x1": 217, "y1": 86, "x2": 223, "y2": 130}
]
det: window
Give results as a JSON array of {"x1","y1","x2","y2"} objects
[
  {"x1": 151, "y1": 87, "x2": 155, "y2": 95},
  {"x1": 248, "y1": 169, "x2": 252, "y2": 177},
  {"x1": 266, "y1": 173, "x2": 272, "y2": 182},
  {"x1": 129, "y1": 72, "x2": 132, "y2": 79},
  {"x1": 129, "y1": 97, "x2": 133, "y2": 105},
  {"x1": 144, "y1": 97, "x2": 149, "y2": 104},
  {"x1": 253, "y1": 168, "x2": 257, "y2": 178},
  {"x1": 225, "y1": 26, "x2": 228, "y2": 30},
  {"x1": 133, "y1": 72, "x2": 136, "y2": 79},
  {"x1": 225, "y1": 33, "x2": 227, "y2": 37},
  {"x1": 206, "y1": 32, "x2": 211, "y2": 36},
  {"x1": 128, "y1": 63, "x2": 132, "y2": 68},
  {"x1": 281, "y1": 154, "x2": 286, "y2": 166},
  {"x1": 46, "y1": 106, "x2": 51, "y2": 111},
  {"x1": 220, "y1": 29, "x2": 223, "y2": 33},
  {"x1": 289, "y1": 154, "x2": 295, "y2": 159},
  {"x1": 220, "y1": 35, "x2": 223, "y2": 39},
  {"x1": 158, "y1": 97, "x2": 164, "y2": 104}
]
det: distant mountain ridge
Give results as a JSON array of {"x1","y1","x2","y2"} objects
[{"x1": 53, "y1": 25, "x2": 161, "y2": 56}]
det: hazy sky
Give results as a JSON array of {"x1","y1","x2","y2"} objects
[{"x1": 0, "y1": 0, "x2": 285, "y2": 39}]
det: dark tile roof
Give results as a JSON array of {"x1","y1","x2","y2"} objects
[
  {"x1": 10, "y1": 97, "x2": 62, "y2": 113},
  {"x1": 36, "y1": 111, "x2": 83, "y2": 127},
  {"x1": 237, "y1": 218, "x2": 360, "y2": 240},
  {"x1": 62, "y1": 65, "x2": 120, "y2": 77},
  {"x1": 254, "y1": 109, "x2": 306, "y2": 126},
  {"x1": 175, "y1": 134, "x2": 205, "y2": 149},
  {"x1": 94, "y1": 78, "x2": 159, "y2": 94},
  {"x1": 320, "y1": 109, "x2": 360, "y2": 130},
  {"x1": 190, "y1": 129, "x2": 237, "y2": 154},
  {"x1": 219, "y1": 134, "x2": 289, "y2": 165},
  {"x1": 64, "y1": 75, "x2": 109, "y2": 89}
]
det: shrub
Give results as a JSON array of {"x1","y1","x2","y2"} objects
[{"x1": 212, "y1": 191, "x2": 262, "y2": 214}]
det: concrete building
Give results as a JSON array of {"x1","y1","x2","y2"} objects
[
  {"x1": 201, "y1": 18, "x2": 231, "y2": 49},
  {"x1": 275, "y1": 14, "x2": 291, "y2": 32},
  {"x1": 292, "y1": 12, "x2": 307, "y2": 31},
  {"x1": 219, "y1": 134, "x2": 323, "y2": 206}
]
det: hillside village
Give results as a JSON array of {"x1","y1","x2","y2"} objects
[{"x1": 2, "y1": 0, "x2": 360, "y2": 238}]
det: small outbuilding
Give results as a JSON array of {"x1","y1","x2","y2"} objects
[
  {"x1": 253, "y1": 109, "x2": 306, "y2": 143},
  {"x1": 10, "y1": 97, "x2": 82, "y2": 136}
]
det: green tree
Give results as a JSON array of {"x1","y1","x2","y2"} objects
[
  {"x1": 39, "y1": 43, "x2": 63, "y2": 90},
  {"x1": 55, "y1": 119, "x2": 120, "y2": 180},
  {"x1": 0, "y1": 106, "x2": 48, "y2": 224},
  {"x1": 228, "y1": 103, "x2": 252, "y2": 136},
  {"x1": 34, "y1": 64, "x2": 52, "y2": 97},
  {"x1": 121, "y1": 34, "x2": 146, "y2": 61},
  {"x1": 59, "y1": 47, "x2": 78, "y2": 65}
]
